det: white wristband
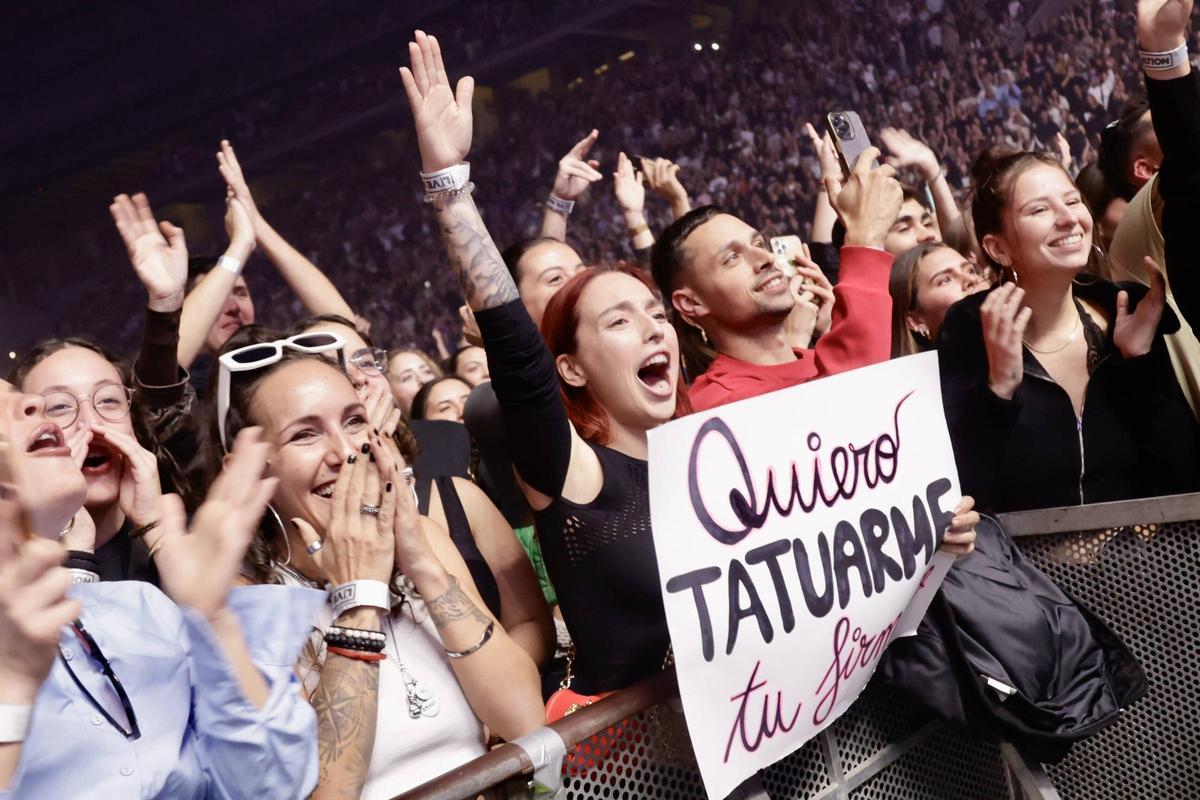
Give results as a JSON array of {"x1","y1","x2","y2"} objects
[
  {"x1": 69, "y1": 569, "x2": 99, "y2": 585},
  {"x1": 0, "y1": 705, "x2": 31, "y2": 743},
  {"x1": 330, "y1": 580, "x2": 391, "y2": 618},
  {"x1": 420, "y1": 163, "x2": 471, "y2": 194},
  {"x1": 546, "y1": 194, "x2": 575, "y2": 215},
  {"x1": 1140, "y1": 43, "x2": 1188, "y2": 71},
  {"x1": 216, "y1": 255, "x2": 243, "y2": 276}
]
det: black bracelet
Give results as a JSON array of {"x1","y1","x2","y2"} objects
[
  {"x1": 65, "y1": 550, "x2": 101, "y2": 572},
  {"x1": 324, "y1": 626, "x2": 386, "y2": 654}
]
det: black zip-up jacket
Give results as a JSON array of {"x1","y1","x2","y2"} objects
[{"x1": 937, "y1": 281, "x2": 1200, "y2": 513}]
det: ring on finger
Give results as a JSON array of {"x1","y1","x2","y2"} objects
[
  {"x1": 306, "y1": 540, "x2": 324, "y2": 555},
  {"x1": 359, "y1": 504, "x2": 382, "y2": 516}
]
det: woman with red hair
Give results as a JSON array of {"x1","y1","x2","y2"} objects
[{"x1": 401, "y1": 33, "x2": 690, "y2": 694}]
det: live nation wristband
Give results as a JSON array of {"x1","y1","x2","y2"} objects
[
  {"x1": 421, "y1": 163, "x2": 471, "y2": 194},
  {"x1": 216, "y1": 255, "x2": 243, "y2": 276},
  {"x1": 1140, "y1": 43, "x2": 1188, "y2": 71},
  {"x1": 329, "y1": 580, "x2": 391, "y2": 618},
  {"x1": 0, "y1": 705, "x2": 31, "y2": 743},
  {"x1": 69, "y1": 569, "x2": 99, "y2": 585},
  {"x1": 545, "y1": 194, "x2": 575, "y2": 215}
]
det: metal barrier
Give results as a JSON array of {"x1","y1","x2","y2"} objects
[
  {"x1": 1000, "y1": 492, "x2": 1200, "y2": 800},
  {"x1": 396, "y1": 493, "x2": 1200, "y2": 800}
]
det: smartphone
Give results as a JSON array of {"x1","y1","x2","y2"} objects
[
  {"x1": 770, "y1": 235, "x2": 805, "y2": 280},
  {"x1": 825, "y1": 110, "x2": 878, "y2": 173},
  {"x1": 630, "y1": 155, "x2": 650, "y2": 175}
]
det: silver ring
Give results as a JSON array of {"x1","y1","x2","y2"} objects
[
  {"x1": 306, "y1": 540, "x2": 324, "y2": 555},
  {"x1": 359, "y1": 504, "x2": 381, "y2": 516}
]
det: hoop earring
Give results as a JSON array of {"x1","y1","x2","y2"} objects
[{"x1": 266, "y1": 504, "x2": 292, "y2": 566}]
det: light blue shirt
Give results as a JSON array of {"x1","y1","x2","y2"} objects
[{"x1": 3, "y1": 582, "x2": 324, "y2": 800}]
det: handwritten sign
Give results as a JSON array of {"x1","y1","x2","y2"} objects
[{"x1": 647, "y1": 352, "x2": 959, "y2": 799}]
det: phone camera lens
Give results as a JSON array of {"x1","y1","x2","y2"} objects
[{"x1": 832, "y1": 114, "x2": 853, "y2": 140}]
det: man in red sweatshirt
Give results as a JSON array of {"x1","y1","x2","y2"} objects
[{"x1": 650, "y1": 147, "x2": 903, "y2": 411}]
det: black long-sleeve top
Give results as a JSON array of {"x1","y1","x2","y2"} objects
[
  {"x1": 937, "y1": 282, "x2": 1200, "y2": 514},
  {"x1": 1150, "y1": 71, "x2": 1200, "y2": 332},
  {"x1": 476, "y1": 299, "x2": 670, "y2": 694}
]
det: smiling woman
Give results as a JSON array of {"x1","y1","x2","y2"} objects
[
  {"x1": 9, "y1": 337, "x2": 169, "y2": 583},
  {"x1": 213, "y1": 325, "x2": 542, "y2": 799},
  {"x1": 937, "y1": 147, "x2": 1200, "y2": 512}
]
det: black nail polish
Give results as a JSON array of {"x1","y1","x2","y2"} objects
[
  {"x1": 348, "y1": 454, "x2": 357, "y2": 464},
  {"x1": 361, "y1": 442, "x2": 370, "y2": 454},
  {"x1": 290, "y1": 519, "x2": 299, "y2": 531},
  {"x1": 373, "y1": 428, "x2": 379, "y2": 436},
  {"x1": 369, "y1": 452, "x2": 376, "y2": 463},
  {"x1": 385, "y1": 482, "x2": 393, "y2": 493}
]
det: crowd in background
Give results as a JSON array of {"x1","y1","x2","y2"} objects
[{"x1": 20, "y1": 0, "x2": 1187, "y2": 359}]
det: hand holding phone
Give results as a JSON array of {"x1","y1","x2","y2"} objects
[{"x1": 825, "y1": 111, "x2": 879, "y2": 174}]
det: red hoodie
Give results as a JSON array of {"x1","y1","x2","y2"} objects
[{"x1": 688, "y1": 246, "x2": 894, "y2": 411}]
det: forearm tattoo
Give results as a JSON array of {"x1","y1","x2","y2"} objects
[
  {"x1": 436, "y1": 194, "x2": 519, "y2": 310},
  {"x1": 427, "y1": 574, "x2": 491, "y2": 630},
  {"x1": 311, "y1": 653, "x2": 379, "y2": 799}
]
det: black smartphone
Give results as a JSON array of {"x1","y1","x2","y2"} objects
[
  {"x1": 825, "y1": 111, "x2": 878, "y2": 174},
  {"x1": 630, "y1": 155, "x2": 649, "y2": 175}
]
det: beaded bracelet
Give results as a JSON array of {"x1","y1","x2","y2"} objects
[
  {"x1": 423, "y1": 182, "x2": 476, "y2": 205},
  {"x1": 324, "y1": 625, "x2": 386, "y2": 654}
]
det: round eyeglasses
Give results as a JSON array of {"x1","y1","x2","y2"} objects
[
  {"x1": 349, "y1": 347, "x2": 388, "y2": 375},
  {"x1": 42, "y1": 384, "x2": 133, "y2": 428}
]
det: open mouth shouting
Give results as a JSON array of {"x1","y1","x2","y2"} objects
[
  {"x1": 26, "y1": 423, "x2": 70, "y2": 459},
  {"x1": 313, "y1": 480, "x2": 337, "y2": 501},
  {"x1": 636, "y1": 352, "x2": 674, "y2": 398},
  {"x1": 82, "y1": 442, "x2": 118, "y2": 476}
]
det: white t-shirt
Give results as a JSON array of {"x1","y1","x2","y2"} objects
[{"x1": 281, "y1": 572, "x2": 488, "y2": 799}]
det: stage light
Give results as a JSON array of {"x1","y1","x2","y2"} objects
[
  {"x1": 693, "y1": 43, "x2": 702, "y2": 52},
  {"x1": 711, "y1": 42, "x2": 720, "y2": 51},
  {"x1": 7, "y1": 352, "x2": 13, "y2": 360},
  {"x1": 619, "y1": 50, "x2": 635, "y2": 62}
]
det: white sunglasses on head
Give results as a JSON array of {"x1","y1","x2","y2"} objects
[{"x1": 217, "y1": 332, "x2": 347, "y2": 450}]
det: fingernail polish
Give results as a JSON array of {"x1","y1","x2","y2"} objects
[
  {"x1": 361, "y1": 442, "x2": 370, "y2": 454},
  {"x1": 373, "y1": 428, "x2": 379, "y2": 436},
  {"x1": 369, "y1": 452, "x2": 376, "y2": 463},
  {"x1": 386, "y1": 482, "x2": 393, "y2": 493},
  {"x1": 290, "y1": 519, "x2": 299, "y2": 530},
  {"x1": 348, "y1": 454, "x2": 357, "y2": 464}
]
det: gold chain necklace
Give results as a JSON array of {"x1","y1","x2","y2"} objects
[{"x1": 1023, "y1": 313, "x2": 1081, "y2": 354}]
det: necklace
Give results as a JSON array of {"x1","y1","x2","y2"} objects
[
  {"x1": 1023, "y1": 312, "x2": 1081, "y2": 354},
  {"x1": 272, "y1": 561, "x2": 320, "y2": 589},
  {"x1": 384, "y1": 615, "x2": 440, "y2": 719}
]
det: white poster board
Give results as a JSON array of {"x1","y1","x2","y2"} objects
[{"x1": 647, "y1": 352, "x2": 960, "y2": 799}]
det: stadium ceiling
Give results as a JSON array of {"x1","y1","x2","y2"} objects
[{"x1": 1, "y1": 0, "x2": 695, "y2": 229}]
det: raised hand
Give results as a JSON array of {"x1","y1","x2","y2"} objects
[
  {"x1": 152, "y1": 427, "x2": 279, "y2": 617},
  {"x1": 361, "y1": 380, "x2": 403, "y2": 440},
  {"x1": 827, "y1": 146, "x2": 903, "y2": 250},
  {"x1": 879, "y1": 127, "x2": 941, "y2": 182},
  {"x1": 399, "y1": 30, "x2": 475, "y2": 173},
  {"x1": 940, "y1": 496, "x2": 979, "y2": 557},
  {"x1": 109, "y1": 193, "x2": 188, "y2": 313},
  {"x1": 294, "y1": 438, "x2": 395, "y2": 588},
  {"x1": 643, "y1": 157, "x2": 691, "y2": 218},
  {"x1": 90, "y1": 423, "x2": 162, "y2": 529},
  {"x1": 804, "y1": 123, "x2": 844, "y2": 185},
  {"x1": 613, "y1": 152, "x2": 646, "y2": 215},
  {"x1": 1114, "y1": 257, "x2": 1168, "y2": 359},
  {"x1": 1053, "y1": 132, "x2": 1073, "y2": 171},
  {"x1": 553, "y1": 130, "x2": 603, "y2": 202},
  {"x1": 223, "y1": 195, "x2": 255, "y2": 262},
  {"x1": 216, "y1": 139, "x2": 261, "y2": 231},
  {"x1": 1137, "y1": 0, "x2": 1192, "y2": 51},
  {"x1": 981, "y1": 284, "x2": 1032, "y2": 400},
  {"x1": 459, "y1": 304, "x2": 483, "y2": 347}
]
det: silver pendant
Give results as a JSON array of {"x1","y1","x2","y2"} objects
[{"x1": 406, "y1": 679, "x2": 440, "y2": 718}]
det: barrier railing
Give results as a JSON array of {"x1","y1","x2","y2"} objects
[{"x1": 395, "y1": 493, "x2": 1200, "y2": 800}]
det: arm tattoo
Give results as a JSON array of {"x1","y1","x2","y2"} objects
[
  {"x1": 310, "y1": 654, "x2": 379, "y2": 800},
  {"x1": 435, "y1": 194, "x2": 519, "y2": 310},
  {"x1": 427, "y1": 574, "x2": 491, "y2": 630}
]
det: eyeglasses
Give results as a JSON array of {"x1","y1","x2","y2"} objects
[
  {"x1": 349, "y1": 347, "x2": 388, "y2": 376},
  {"x1": 41, "y1": 384, "x2": 133, "y2": 428},
  {"x1": 61, "y1": 620, "x2": 140, "y2": 740},
  {"x1": 217, "y1": 332, "x2": 346, "y2": 450}
]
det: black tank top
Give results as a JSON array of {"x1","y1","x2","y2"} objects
[{"x1": 416, "y1": 475, "x2": 502, "y2": 619}]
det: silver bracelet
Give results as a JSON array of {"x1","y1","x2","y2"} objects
[
  {"x1": 445, "y1": 619, "x2": 495, "y2": 659},
  {"x1": 545, "y1": 194, "x2": 575, "y2": 215},
  {"x1": 422, "y1": 182, "x2": 476, "y2": 206}
]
